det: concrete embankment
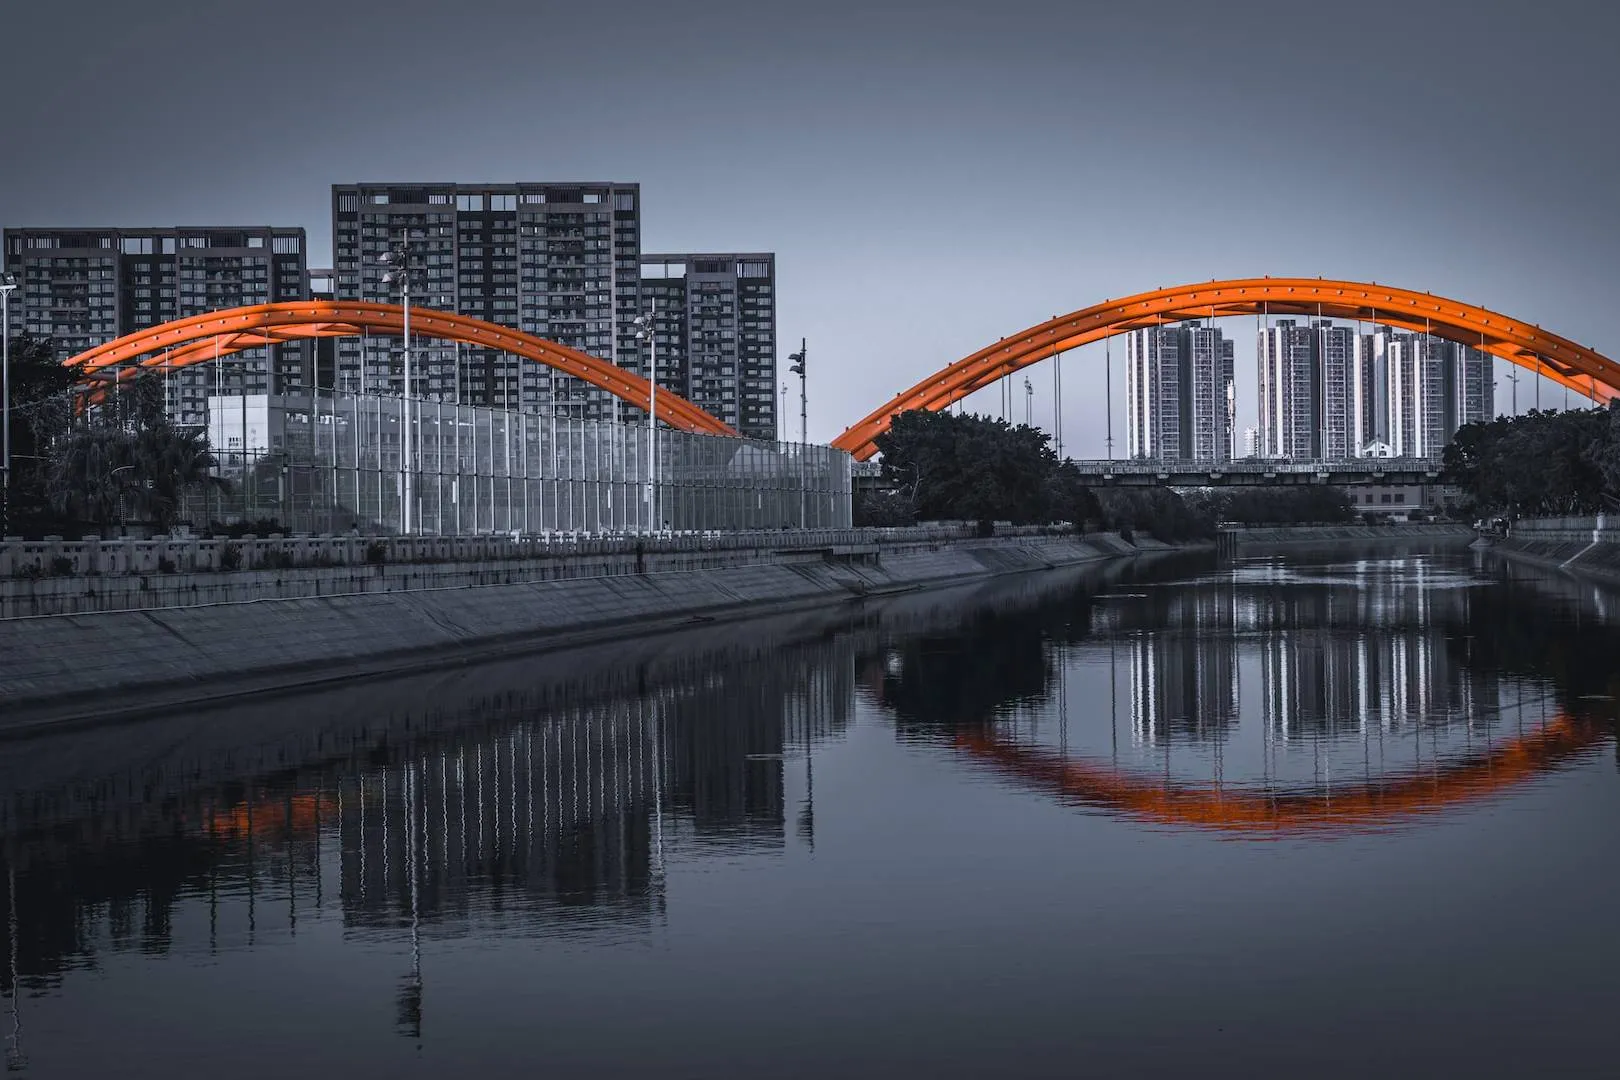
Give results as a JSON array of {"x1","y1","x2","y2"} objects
[
  {"x1": 1489, "y1": 516, "x2": 1620, "y2": 582},
  {"x1": 1225, "y1": 523, "x2": 1474, "y2": 547},
  {"x1": 0, "y1": 531, "x2": 1178, "y2": 729}
]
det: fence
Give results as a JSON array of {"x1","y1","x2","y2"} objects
[{"x1": 184, "y1": 391, "x2": 851, "y2": 535}]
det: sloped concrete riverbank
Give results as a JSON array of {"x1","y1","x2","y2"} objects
[{"x1": 0, "y1": 531, "x2": 1177, "y2": 732}]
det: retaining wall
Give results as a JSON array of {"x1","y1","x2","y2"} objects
[
  {"x1": 0, "y1": 525, "x2": 1058, "y2": 619},
  {"x1": 1226, "y1": 523, "x2": 1473, "y2": 546},
  {"x1": 1495, "y1": 515, "x2": 1620, "y2": 581},
  {"x1": 0, "y1": 532, "x2": 1163, "y2": 726}
]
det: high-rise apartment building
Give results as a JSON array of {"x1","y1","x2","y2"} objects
[
  {"x1": 1257, "y1": 320, "x2": 1493, "y2": 461},
  {"x1": 331, "y1": 182, "x2": 641, "y2": 420},
  {"x1": 2, "y1": 226, "x2": 309, "y2": 424},
  {"x1": 1124, "y1": 321, "x2": 1234, "y2": 461},
  {"x1": 1257, "y1": 320, "x2": 1357, "y2": 459},
  {"x1": 640, "y1": 254, "x2": 778, "y2": 440},
  {"x1": 1379, "y1": 330, "x2": 1491, "y2": 458}
]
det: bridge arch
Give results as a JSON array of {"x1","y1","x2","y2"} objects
[
  {"x1": 64, "y1": 301, "x2": 737, "y2": 437},
  {"x1": 831, "y1": 277, "x2": 1620, "y2": 460}
]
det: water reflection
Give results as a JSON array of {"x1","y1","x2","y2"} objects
[
  {"x1": 872, "y1": 551, "x2": 1617, "y2": 835},
  {"x1": 0, "y1": 547, "x2": 1616, "y2": 1068}
]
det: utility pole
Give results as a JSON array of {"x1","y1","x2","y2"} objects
[
  {"x1": 0, "y1": 272, "x2": 15, "y2": 538},
  {"x1": 789, "y1": 339, "x2": 807, "y2": 528},
  {"x1": 380, "y1": 240, "x2": 419, "y2": 535},
  {"x1": 1023, "y1": 376, "x2": 1033, "y2": 427},
  {"x1": 633, "y1": 301, "x2": 659, "y2": 532}
]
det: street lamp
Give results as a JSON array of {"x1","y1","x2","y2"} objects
[
  {"x1": 1, "y1": 271, "x2": 16, "y2": 537},
  {"x1": 633, "y1": 301, "x2": 658, "y2": 532},
  {"x1": 379, "y1": 243, "x2": 419, "y2": 535},
  {"x1": 788, "y1": 341, "x2": 807, "y2": 529}
]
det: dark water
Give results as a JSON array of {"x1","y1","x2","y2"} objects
[{"x1": 2, "y1": 546, "x2": 1618, "y2": 1078}]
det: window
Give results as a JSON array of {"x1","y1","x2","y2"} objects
[
  {"x1": 457, "y1": 193, "x2": 484, "y2": 212},
  {"x1": 490, "y1": 194, "x2": 516, "y2": 211},
  {"x1": 247, "y1": 236, "x2": 265, "y2": 248},
  {"x1": 273, "y1": 236, "x2": 301, "y2": 255},
  {"x1": 614, "y1": 192, "x2": 636, "y2": 212},
  {"x1": 522, "y1": 192, "x2": 546, "y2": 204},
  {"x1": 161, "y1": 237, "x2": 176, "y2": 254},
  {"x1": 428, "y1": 193, "x2": 451, "y2": 205},
  {"x1": 369, "y1": 193, "x2": 389, "y2": 204},
  {"x1": 582, "y1": 192, "x2": 601, "y2": 204},
  {"x1": 337, "y1": 192, "x2": 359, "y2": 212}
]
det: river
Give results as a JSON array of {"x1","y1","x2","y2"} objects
[{"x1": 1, "y1": 545, "x2": 1616, "y2": 1078}]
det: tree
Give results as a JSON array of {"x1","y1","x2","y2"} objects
[
  {"x1": 874, "y1": 410, "x2": 1057, "y2": 525},
  {"x1": 4, "y1": 334, "x2": 81, "y2": 532},
  {"x1": 1443, "y1": 406, "x2": 1615, "y2": 516},
  {"x1": 40, "y1": 371, "x2": 228, "y2": 534},
  {"x1": 1214, "y1": 486, "x2": 1356, "y2": 525}
]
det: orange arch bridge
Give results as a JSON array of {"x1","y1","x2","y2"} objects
[
  {"x1": 64, "y1": 301, "x2": 738, "y2": 437},
  {"x1": 831, "y1": 277, "x2": 1620, "y2": 460}
]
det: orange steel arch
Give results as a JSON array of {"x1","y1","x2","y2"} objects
[
  {"x1": 65, "y1": 301, "x2": 738, "y2": 437},
  {"x1": 954, "y1": 714, "x2": 1606, "y2": 838},
  {"x1": 832, "y1": 277, "x2": 1620, "y2": 460}
]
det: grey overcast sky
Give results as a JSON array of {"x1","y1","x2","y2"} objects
[{"x1": 3, "y1": 0, "x2": 1617, "y2": 447}]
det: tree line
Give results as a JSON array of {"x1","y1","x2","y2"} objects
[
  {"x1": 5, "y1": 334, "x2": 225, "y2": 537},
  {"x1": 1442, "y1": 404, "x2": 1620, "y2": 517},
  {"x1": 859, "y1": 410, "x2": 1357, "y2": 540}
]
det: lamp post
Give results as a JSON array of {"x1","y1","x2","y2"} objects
[
  {"x1": 633, "y1": 301, "x2": 658, "y2": 532},
  {"x1": 380, "y1": 243, "x2": 418, "y2": 535},
  {"x1": 1, "y1": 272, "x2": 16, "y2": 537},
  {"x1": 789, "y1": 340, "x2": 807, "y2": 527}
]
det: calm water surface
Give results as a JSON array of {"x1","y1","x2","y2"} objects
[{"x1": 2, "y1": 546, "x2": 1617, "y2": 1078}]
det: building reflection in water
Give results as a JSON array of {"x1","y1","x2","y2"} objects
[{"x1": 1, "y1": 550, "x2": 1616, "y2": 1054}]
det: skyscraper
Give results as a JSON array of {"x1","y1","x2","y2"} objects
[
  {"x1": 331, "y1": 182, "x2": 642, "y2": 420},
  {"x1": 1124, "y1": 321, "x2": 1234, "y2": 461},
  {"x1": 640, "y1": 254, "x2": 778, "y2": 440},
  {"x1": 1365, "y1": 328, "x2": 1491, "y2": 459},
  {"x1": 1257, "y1": 319, "x2": 1357, "y2": 459},
  {"x1": 2, "y1": 226, "x2": 310, "y2": 425}
]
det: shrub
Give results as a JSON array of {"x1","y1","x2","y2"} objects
[
  {"x1": 218, "y1": 543, "x2": 243, "y2": 571},
  {"x1": 364, "y1": 540, "x2": 389, "y2": 565},
  {"x1": 49, "y1": 555, "x2": 75, "y2": 577},
  {"x1": 157, "y1": 556, "x2": 178, "y2": 574}
]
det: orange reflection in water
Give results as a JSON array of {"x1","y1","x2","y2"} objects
[
  {"x1": 956, "y1": 714, "x2": 1609, "y2": 837},
  {"x1": 205, "y1": 793, "x2": 330, "y2": 842}
]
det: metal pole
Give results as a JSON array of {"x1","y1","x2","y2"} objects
[
  {"x1": 402, "y1": 275, "x2": 412, "y2": 535},
  {"x1": 1, "y1": 280, "x2": 11, "y2": 537},
  {"x1": 1105, "y1": 334, "x2": 1114, "y2": 458},
  {"x1": 798, "y1": 337, "x2": 808, "y2": 530},
  {"x1": 647, "y1": 297, "x2": 657, "y2": 532}
]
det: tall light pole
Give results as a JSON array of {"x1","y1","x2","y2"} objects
[
  {"x1": 380, "y1": 242, "x2": 418, "y2": 535},
  {"x1": 1023, "y1": 376, "x2": 1033, "y2": 427},
  {"x1": 789, "y1": 340, "x2": 807, "y2": 528},
  {"x1": 788, "y1": 338, "x2": 807, "y2": 445},
  {"x1": 1, "y1": 272, "x2": 16, "y2": 538},
  {"x1": 633, "y1": 301, "x2": 658, "y2": 532}
]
